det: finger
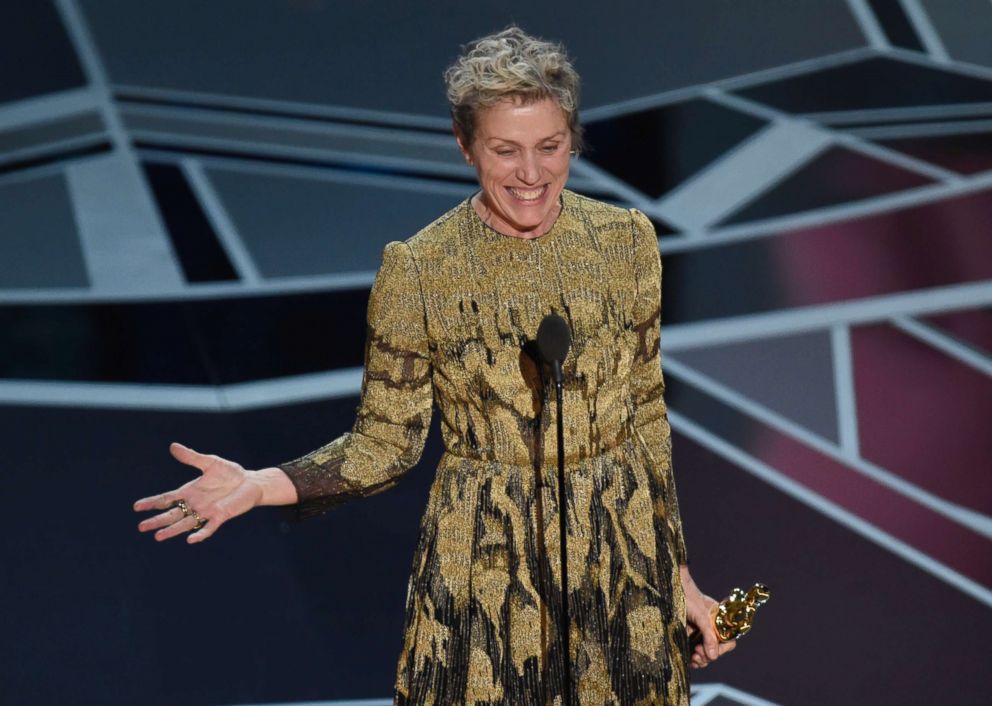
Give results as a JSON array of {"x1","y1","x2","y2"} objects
[
  {"x1": 719, "y1": 639, "x2": 737, "y2": 656},
  {"x1": 134, "y1": 491, "x2": 179, "y2": 512},
  {"x1": 187, "y1": 516, "x2": 222, "y2": 544},
  {"x1": 703, "y1": 628, "x2": 720, "y2": 661},
  {"x1": 169, "y1": 442, "x2": 212, "y2": 471},
  {"x1": 154, "y1": 514, "x2": 198, "y2": 542},
  {"x1": 138, "y1": 507, "x2": 184, "y2": 532}
]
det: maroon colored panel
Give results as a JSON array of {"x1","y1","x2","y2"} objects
[
  {"x1": 719, "y1": 146, "x2": 933, "y2": 225},
  {"x1": 668, "y1": 377, "x2": 991, "y2": 587},
  {"x1": 673, "y1": 431, "x2": 992, "y2": 706},
  {"x1": 851, "y1": 322, "x2": 992, "y2": 515},
  {"x1": 921, "y1": 307, "x2": 992, "y2": 355},
  {"x1": 877, "y1": 131, "x2": 992, "y2": 176},
  {"x1": 666, "y1": 188, "x2": 992, "y2": 323}
]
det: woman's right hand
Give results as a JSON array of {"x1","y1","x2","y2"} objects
[{"x1": 134, "y1": 442, "x2": 264, "y2": 544}]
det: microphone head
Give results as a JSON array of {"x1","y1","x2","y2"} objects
[{"x1": 537, "y1": 313, "x2": 572, "y2": 364}]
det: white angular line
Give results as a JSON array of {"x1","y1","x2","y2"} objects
[
  {"x1": 899, "y1": 0, "x2": 951, "y2": 62},
  {"x1": 805, "y1": 102, "x2": 992, "y2": 125},
  {"x1": 664, "y1": 357, "x2": 992, "y2": 539},
  {"x1": 182, "y1": 159, "x2": 262, "y2": 284},
  {"x1": 112, "y1": 82, "x2": 450, "y2": 131},
  {"x1": 663, "y1": 281, "x2": 992, "y2": 350},
  {"x1": 0, "y1": 380, "x2": 224, "y2": 411},
  {"x1": 0, "y1": 133, "x2": 108, "y2": 165},
  {"x1": 120, "y1": 102, "x2": 457, "y2": 148},
  {"x1": 708, "y1": 89, "x2": 961, "y2": 183},
  {"x1": 222, "y1": 368, "x2": 365, "y2": 410},
  {"x1": 66, "y1": 154, "x2": 185, "y2": 292},
  {"x1": 836, "y1": 134, "x2": 962, "y2": 182},
  {"x1": 831, "y1": 325, "x2": 861, "y2": 458},
  {"x1": 668, "y1": 410, "x2": 992, "y2": 607},
  {"x1": 0, "y1": 368, "x2": 365, "y2": 412},
  {"x1": 690, "y1": 684, "x2": 722, "y2": 705},
  {"x1": 654, "y1": 121, "x2": 833, "y2": 229},
  {"x1": 0, "y1": 270, "x2": 378, "y2": 303},
  {"x1": 848, "y1": 118, "x2": 992, "y2": 140},
  {"x1": 137, "y1": 148, "x2": 475, "y2": 198},
  {"x1": 0, "y1": 87, "x2": 100, "y2": 131},
  {"x1": 666, "y1": 171, "x2": 992, "y2": 253},
  {"x1": 892, "y1": 316, "x2": 992, "y2": 377},
  {"x1": 580, "y1": 47, "x2": 874, "y2": 122},
  {"x1": 844, "y1": 0, "x2": 891, "y2": 50}
]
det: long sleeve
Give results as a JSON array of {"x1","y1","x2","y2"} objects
[
  {"x1": 279, "y1": 241, "x2": 433, "y2": 519},
  {"x1": 628, "y1": 208, "x2": 688, "y2": 565}
]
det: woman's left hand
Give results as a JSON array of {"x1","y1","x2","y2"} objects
[{"x1": 681, "y1": 565, "x2": 737, "y2": 669}]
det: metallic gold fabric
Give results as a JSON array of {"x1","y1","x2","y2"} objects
[{"x1": 281, "y1": 189, "x2": 690, "y2": 705}]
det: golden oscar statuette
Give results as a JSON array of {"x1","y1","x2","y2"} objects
[{"x1": 691, "y1": 583, "x2": 771, "y2": 646}]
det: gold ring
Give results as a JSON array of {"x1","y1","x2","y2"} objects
[
  {"x1": 175, "y1": 499, "x2": 191, "y2": 517},
  {"x1": 192, "y1": 511, "x2": 207, "y2": 531}
]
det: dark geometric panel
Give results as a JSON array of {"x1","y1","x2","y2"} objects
[
  {"x1": 583, "y1": 99, "x2": 767, "y2": 198},
  {"x1": 668, "y1": 376, "x2": 992, "y2": 586},
  {"x1": 922, "y1": 0, "x2": 992, "y2": 68},
  {"x1": 851, "y1": 322, "x2": 992, "y2": 514},
  {"x1": 921, "y1": 307, "x2": 992, "y2": 355},
  {"x1": 0, "y1": 291, "x2": 369, "y2": 384},
  {"x1": 141, "y1": 161, "x2": 238, "y2": 283},
  {"x1": 0, "y1": 400, "x2": 441, "y2": 704},
  {"x1": 671, "y1": 329, "x2": 840, "y2": 442},
  {"x1": 718, "y1": 145, "x2": 933, "y2": 225},
  {"x1": 0, "y1": 112, "x2": 104, "y2": 154},
  {"x1": 735, "y1": 57, "x2": 992, "y2": 114},
  {"x1": 673, "y1": 424, "x2": 992, "y2": 706},
  {"x1": 663, "y1": 189, "x2": 992, "y2": 324},
  {"x1": 0, "y1": 302, "x2": 211, "y2": 384},
  {"x1": 866, "y1": 0, "x2": 926, "y2": 52},
  {"x1": 205, "y1": 167, "x2": 470, "y2": 277},
  {"x1": 0, "y1": 174, "x2": 89, "y2": 288},
  {"x1": 0, "y1": 1, "x2": 86, "y2": 103},
  {"x1": 876, "y1": 131, "x2": 992, "y2": 175},
  {"x1": 78, "y1": 0, "x2": 865, "y2": 117}
]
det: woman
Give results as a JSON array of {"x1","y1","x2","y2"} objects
[{"x1": 135, "y1": 26, "x2": 735, "y2": 705}]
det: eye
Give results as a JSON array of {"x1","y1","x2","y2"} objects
[
  {"x1": 541, "y1": 144, "x2": 561, "y2": 154},
  {"x1": 495, "y1": 148, "x2": 516, "y2": 157}
]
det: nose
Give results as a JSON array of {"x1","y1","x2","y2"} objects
[{"x1": 515, "y1": 150, "x2": 541, "y2": 185}]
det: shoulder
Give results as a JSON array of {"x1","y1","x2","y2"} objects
[
  {"x1": 401, "y1": 197, "x2": 471, "y2": 259},
  {"x1": 561, "y1": 189, "x2": 657, "y2": 250}
]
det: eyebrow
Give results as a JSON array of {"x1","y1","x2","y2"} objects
[{"x1": 484, "y1": 131, "x2": 567, "y2": 146}]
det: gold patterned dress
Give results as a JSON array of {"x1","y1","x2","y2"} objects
[{"x1": 280, "y1": 189, "x2": 691, "y2": 705}]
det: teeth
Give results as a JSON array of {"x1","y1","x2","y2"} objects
[{"x1": 509, "y1": 186, "x2": 545, "y2": 201}]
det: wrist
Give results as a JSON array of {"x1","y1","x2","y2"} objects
[{"x1": 247, "y1": 466, "x2": 298, "y2": 507}]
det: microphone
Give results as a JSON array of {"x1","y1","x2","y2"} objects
[
  {"x1": 537, "y1": 313, "x2": 571, "y2": 386},
  {"x1": 536, "y1": 312, "x2": 574, "y2": 706}
]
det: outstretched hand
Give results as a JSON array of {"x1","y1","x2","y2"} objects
[
  {"x1": 681, "y1": 566, "x2": 737, "y2": 669},
  {"x1": 133, "y1": 443, "x2": 263, "y2": 544}
]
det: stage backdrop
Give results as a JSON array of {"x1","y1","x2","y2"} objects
[{"x1": 1, "y1": 1, "x2": 990, "y2": 705}]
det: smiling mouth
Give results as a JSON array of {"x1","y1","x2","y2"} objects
[{"x1": 507, "y1": 185, "x2": 548, "y2": 202}]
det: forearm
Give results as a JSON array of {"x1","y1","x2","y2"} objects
[{"x1": 249, "y1": 466, "x2": 299, "y2": 507}]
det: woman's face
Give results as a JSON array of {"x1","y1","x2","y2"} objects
[{"x1": 456, "y1": 97, "x2": 571, "y2": 238}]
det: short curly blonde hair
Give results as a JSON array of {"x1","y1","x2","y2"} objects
[{"x1": 444, "y1": 26, "x2": 583, "y2": 153}]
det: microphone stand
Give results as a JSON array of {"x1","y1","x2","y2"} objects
[
  {"x1": 550, "y1": 358, "x2": 573, "y2": 706},
  {"x1": 537, "y1": 313, "x2": 573, "y2": 706}
]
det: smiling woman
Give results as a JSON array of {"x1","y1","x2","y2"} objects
[
  {"x1": 134, "y1": 25, "x2": 734, "y2": 706},
  {"x1": 456, "y1": 98, "x2": 572, "y2": 239}
]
